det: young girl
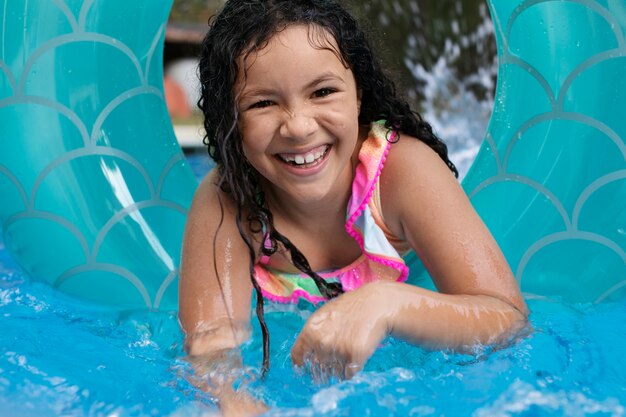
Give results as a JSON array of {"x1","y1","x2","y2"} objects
[{"x1": 179, "y1": 0, "x2": 528, "y2": 414}]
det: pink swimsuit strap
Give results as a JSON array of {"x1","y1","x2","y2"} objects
[{"x1": 254, "y1": 121, "x2": 409, "y2": 304}]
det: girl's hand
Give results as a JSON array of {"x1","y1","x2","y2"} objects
[
  {"x1": 291, "y1": 281, "x2": 393, "y2": 381},
  {"x1": 218, "y1": 390, "x2": 268, "y2": 417}
]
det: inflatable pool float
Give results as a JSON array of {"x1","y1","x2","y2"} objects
[
  {"x1": 0, "y1": 0, "x2": 197, "y2": 309},
  {"x1": 1, "y1": 0, "x2": 625, "y2": 309},
  {"x1": 464, "y1": 0, "x2": 626, "y2": 303}
]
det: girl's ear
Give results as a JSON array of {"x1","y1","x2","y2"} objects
[{"x1": 357, "y1": 89, "x2": 363, "y2": 113}]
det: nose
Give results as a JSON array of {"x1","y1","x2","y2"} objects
[{"x1": 279, "y1": 109, "x2": 318, "y2": 141}]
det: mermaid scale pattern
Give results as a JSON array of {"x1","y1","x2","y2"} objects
[
  {"x1": 460, "y1": 0, "x2": 626, "y2": 303},
  {"x1": 1, "y1": 0, "x2": 625, "y2": 307},
  {"x1": 0, "y1": 0, "x2": 197, "y2": 309}
]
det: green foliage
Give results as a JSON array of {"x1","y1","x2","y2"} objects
[
  {"x1": 167, "y1": 0, "x2": 497, "y2": 110},
  {"x1": 169, "y1": 0, "x2": 224, "y2": 23},
  {"x1": 342, "y1": 0, "x2": 496, "y2": 107}
]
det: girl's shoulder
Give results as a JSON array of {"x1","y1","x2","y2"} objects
[
  {"x1": 192, "y1": 169, "x2": 237, "y2": 214},
  {"x1": 190, "y1": 169, "x2": 264, "y2": 252},
  {"x1": 383, "y1": 133, "x2": 452, "y2": 176},
  {"x1": 378, "y1": 133, "x2": 464, "y2": 240},
  {"x1": 187, "y1": 168, "x2": 243, "y2": 239},
  {"x1": 195, "y1": 168, "x2": 224, "y2": 200}
]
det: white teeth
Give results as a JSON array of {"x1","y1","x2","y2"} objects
[{"x1": 280, "y1": 145, "x2": 328, "y2": 165}]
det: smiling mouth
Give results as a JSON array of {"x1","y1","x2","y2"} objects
[{"x1": 277, "y1": 145, "x2": 330, "y2": 168}]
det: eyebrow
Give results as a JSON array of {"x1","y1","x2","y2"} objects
[
  {"x1": 305, "y1": 71, "x2": 345, "y2": 89},
  {"x1": 238, "y1": 87, "x2": 275, "y2": 101},
  {"x1": 239, "y1": 71, "x2": 346, "y2": 100}
]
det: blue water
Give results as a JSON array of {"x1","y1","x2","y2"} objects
[{"x1": 1, "y1": 152, "x2": 625, "y2": 417}]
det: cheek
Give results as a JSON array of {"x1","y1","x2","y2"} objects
[
  {"x1": 240, "y1": 139, "x2": 256, "y2": 162},
  {"x1": 344, "y1": 94, "x2": 361, "y2": 122},
  {"x1": 238, "y1": 121, "x2": 258, "y2": 152},
  {"x1": 240, "y1": 135, "x2": 270, "y2": 171},
  {"x1": 239, "y1": 113, "x2": 272, "y2": 137}
]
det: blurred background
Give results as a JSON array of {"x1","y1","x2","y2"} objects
[{"x1": 165, "y1": 0, "x2": 497, "y2": 177}]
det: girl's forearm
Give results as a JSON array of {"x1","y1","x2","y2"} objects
[
  {"x1": 373, "y1": 281, "x2": 528, "y2": 350},
  {"x1": 184, "y1": 325, "x2": 268, "y2": 416},
  {"x1": 186, "y1": 347, "x2": 268, "y2": 416}
]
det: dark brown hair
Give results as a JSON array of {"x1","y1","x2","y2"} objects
[{"x1": 198, "y1": 0, "x2": 457, "y2": 374}]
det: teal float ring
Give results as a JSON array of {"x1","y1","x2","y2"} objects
[
  {"x1": 1, "y1": 0, "x2": 625, "y2": 309},
  {"x1": 0, "y1": 0, "x2": 197, "y2": 309}
]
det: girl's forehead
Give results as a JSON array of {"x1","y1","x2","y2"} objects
[
  {"x1": 240, "y1": 24, "x2": 344, "y2": 69},
  {"x1": 233, "y1": 24, "x2": 354, "y2": 97}
]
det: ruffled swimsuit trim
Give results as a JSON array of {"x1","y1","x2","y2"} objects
[
  {"x1": 254, "y1": 122, "x2": 409, "y2": 304},
  {"x1": 345, "y1": 126, "x2": 410, "y2": 283}
]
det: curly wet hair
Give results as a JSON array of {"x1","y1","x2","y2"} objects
[{"x1": 197, "y1": 0, "x2": 458, "y2": 374}]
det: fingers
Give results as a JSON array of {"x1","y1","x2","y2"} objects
[
  {"x1": 290, "y1": 299, "x2": 380, "y2": 382},
  {"x1": 304, "y1": 350, "x2": 349, "y2": 384},
  {"x1": 312, "y1": 350, "x2": 346, "y2": 383},
  {"x1": 344, "y1": 361, "x2": 362, "y2": 379},
  {"x1": 292, "y1": 339, "x2": 364, "y2": 382},
  {"x1": 290, "y1": 335, "x2": 306, "y2": 367}
]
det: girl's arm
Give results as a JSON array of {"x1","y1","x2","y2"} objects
[
  {"x1": 384, "y1": 136, "x2": 527, "y2": 303},
  {"x1": 376, "y1": 134, "x2": 528, "y2": 345},
  {"x1": 179, "y1": 170, "x2": 267, "y2": 416},
  {"x1": 292, "y1": 135, "x2": 528, "y2": 378}
]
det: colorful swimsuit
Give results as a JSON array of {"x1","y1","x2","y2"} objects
[{"x1": 254, "y1": 122, "x2": 410, "y2": 304}]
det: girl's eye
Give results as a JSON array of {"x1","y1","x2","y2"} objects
[
  {"x1": 250, "y1": 100, "x2": 274, "y2": 109},
  {"x1": 313, "y1": 88, "x2": 336, "y2": 98}
]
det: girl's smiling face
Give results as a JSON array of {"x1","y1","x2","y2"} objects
[{"x1": 235, "y1": 24, "x2": 362, "y2": 208}]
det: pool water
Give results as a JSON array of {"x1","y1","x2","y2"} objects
[
  {"x1": 1, "y1": 152, "x2": 625, "y2": 416},
  {"x1": 1, "y1": 238, "x2": 625, "y2": 417},
  {"x1": 2, "y1": 9, "x2": 625, "y2": 412},
  {"x1": 251, "y1": 299, "x2": 626, "y2": 417}
]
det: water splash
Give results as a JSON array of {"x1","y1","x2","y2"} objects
[{"x1": 406, "y1": 11, "x2": 498, "y2": 179}]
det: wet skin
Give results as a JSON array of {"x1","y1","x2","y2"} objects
[
  {"x1": 179, "y1": 23, "x2": 528, "y2": 415},
  {"x1": 235, "y1": 25, "x2": 366, "y2": 271}
]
